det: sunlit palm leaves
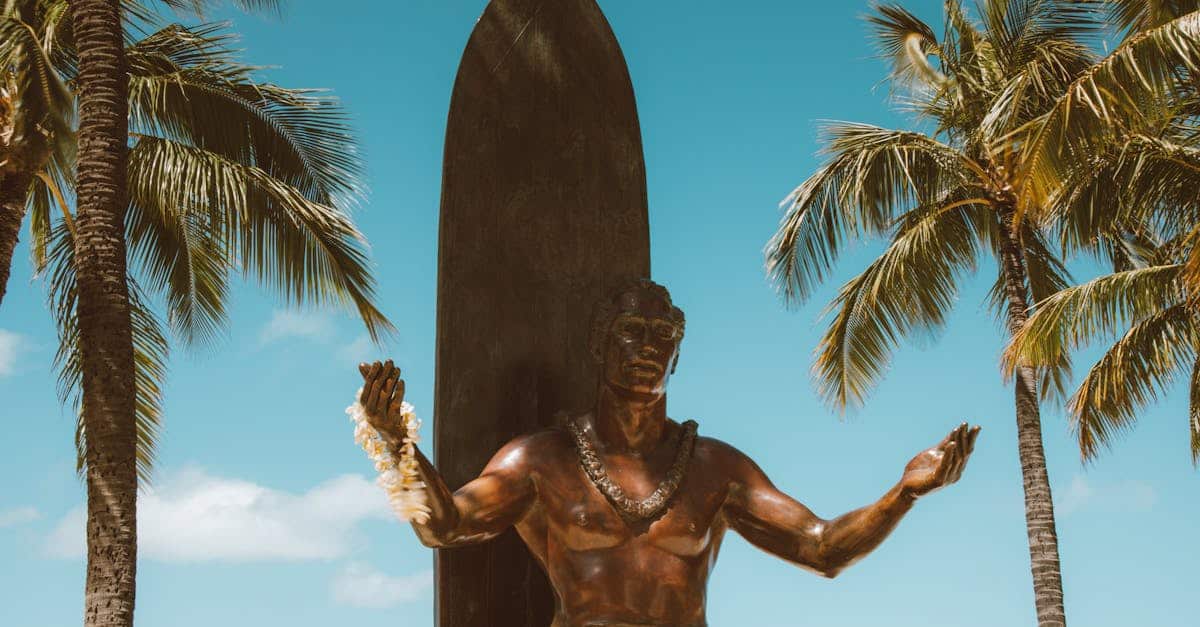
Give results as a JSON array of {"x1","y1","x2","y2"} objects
[
  {"x1": 1020, "y1": 11, "x2": 1200, "y2": 217},
  {"x1": 766, "y1": 1, "x2": 1091, "y2": 410},
  {"x1": 1005, "y1": 263, "x2": 1200, "y2": 461}
]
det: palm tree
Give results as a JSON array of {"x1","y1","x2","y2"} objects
[
  {"x1": 765, "y1": 3, "x2": 1106, "y2": 624},
  {"x1": 1004, "y1": 3, "x2": 1200, "y2": 465},
  {"x1": 768, "y1": 2, "x2": 1200, "y2": 624},
  {"x1": 4, "y1": 3, "x2": 391, "y2": 626}
]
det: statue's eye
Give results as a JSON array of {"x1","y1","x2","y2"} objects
[
  {"x1": 651, "y1": 321, "x2": 678, "y2": 341},
  {"x1": 616, "y1": 318, "x2": 644, "y2": 339}
]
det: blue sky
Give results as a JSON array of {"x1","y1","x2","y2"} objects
[{"x1": 1, "y1": 1, "x2": 1197, "y2": 626}]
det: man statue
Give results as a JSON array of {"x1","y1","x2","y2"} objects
[{"x1": 356, "y1": 279, "x2": 980, "y2": 627}]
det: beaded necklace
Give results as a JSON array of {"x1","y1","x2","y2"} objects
[{"x1": 566, "y1": 416, "x2": 698, "y2": 521}]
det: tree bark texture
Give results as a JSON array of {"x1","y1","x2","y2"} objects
[
  {"x1": 997, "y1": 205, "x2": 1067, "y2": 627},
  {"x1": 68, "y1": 1, "x2": 138, "y2": 627},
  {"x1": 0, "y1": 172, "x2": 30, "y2": 307}
]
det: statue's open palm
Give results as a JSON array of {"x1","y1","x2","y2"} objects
[
  {"x1": 358, "y1": 360, "x2": 408, "y2": 447},
  {"x1": 900, "y1": 423, "x2": 980, "y2": 497}
]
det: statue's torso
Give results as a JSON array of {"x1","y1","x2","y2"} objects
[{"x1": 509, "y1": 421, "x2": 733, "y2": 627}]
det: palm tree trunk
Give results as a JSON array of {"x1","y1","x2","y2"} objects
[
  {"x1": 0, "y1": 172, "x2": 31, "y2": 307},
  {"x1": 997, "y1": 204, "x2": 1067, "y2": 627},
  {"x1": 67, "y1": 1, "x2": 137, "y2": 626}
]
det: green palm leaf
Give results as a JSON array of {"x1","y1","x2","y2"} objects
[
  {"x1": 766, "y1": 123, "x2": 984, "y2": 305},
  {"x1": 1069, "y1": 303, "x2": 1197, "y2": 459},
  {"x1": 814, "y1": 198, "x2": 989, "y2": 409},
  {"x1": 126, "y1": 23, "x2": 363, "y2": 207},
  {"x1": 127, "y1": 136, "x2": 393, "y2": 342},
  {"x1": 1021, "y1": 11, "x2": 1200, "y2": 213}
]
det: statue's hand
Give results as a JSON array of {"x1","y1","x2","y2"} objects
[
  {"x1": 357, "y1": 360, "x2": 408, "y2": 448},
  {"x1": 900, "y1": 422, "x2": 980, "y2": 498}
]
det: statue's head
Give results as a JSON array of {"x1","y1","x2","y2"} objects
[{"x1": 589, "y1": 278, "x2": 685, "y2": 396}]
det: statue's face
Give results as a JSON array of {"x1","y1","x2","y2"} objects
[{"x1": 600, "y1": 288, "x2": 682, "y2": 397}]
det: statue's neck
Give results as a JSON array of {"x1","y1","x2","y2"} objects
[{"x1": 593, "y1": 384, "x2": 667, "y2": 455}]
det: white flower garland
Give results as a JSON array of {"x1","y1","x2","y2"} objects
[{"x1": 347, "y1": 388, "x2": 430, "y2": 524}]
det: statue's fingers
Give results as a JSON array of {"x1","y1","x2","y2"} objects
[
  {"x1": 363, "y1": 361, "x2": 384, "y2": 410},
  {"x1": 387, "y1": 391, "x2": 405, "y2": 416},
  {"x1": 373, "y1": 360, "x2": 395, "y2": 409},
  {"x1": 360, "y1": 362, "x2": 381, "y2": 404},
  {"x1": 380, "y1": 372, "x2": 396, "y2": 410},
  {"x1": 966, "y1": 425, "x2": 981, "y2": 456},
  {"x1": 359, "y1": 362, "x2": 371, "y2": 379},
  {"x1": 937, "y1": 443, "x2": 957, "y2": 483},
  {"x1": 949, "y1": 445, "x2": 967, "y2": 483}
]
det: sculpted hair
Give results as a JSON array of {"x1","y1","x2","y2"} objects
[{"x1": 589, "y1": 278, "x2": 686, "y2": 372}]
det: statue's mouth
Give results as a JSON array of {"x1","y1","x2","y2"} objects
[{"x1": 624, "y1": 360, "x2": 663, "y2": 376}]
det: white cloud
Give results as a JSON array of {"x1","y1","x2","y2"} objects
[
  {"x1": 258, "y1": 310, "x2": 335, "y2": 345},
  {"x1": 1056, "y1": 475, "x2": 1157, "y2": 516},
  {"x1": 0, "y1": 329, "x2": 24, "y2": 376},
  {"x1": 0, "y1": 506, "x2": 41, "y2": 528},
  {"x1": 46, "y1": 467, "x2": 391, "y2": 562},
  {"x1": 337, "y1": 334, "x2": 377, "y2": 366},
  {"x1": 330, "y1": 562, "x2": 432, "y2": 608}
]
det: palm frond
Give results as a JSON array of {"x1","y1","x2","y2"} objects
[
  {"x1": 766, "y1": 123, "x2": 983, "y2": 305},
  {"x1": 127, "y1": 184, "x2": 232, "y2": 347},
  {"x1": 1004, "y1": 263, "x2": 1184, "y2": 373},
  {"x1": 867, "y1": 3, "x2": 948, "y2": 89},
  {"x1": 1020, "y1": 11, "x2": 1200, "y2": 214},
  {"x1": 150, "y1": 0, "x2": 282, "y2": 19},
  {"x1": 1069, "y1": 303, "x2": 1197, "y2": 460},
  {"x1": 0, "y1": 11, "x2": 75, "y2": 169},
  {"x1": 1106, "y1": 0, "x2": 1200, "y2": 32},
  {"x1": 981, "y1": 0, "x2": 1102, "y2": 72},
  {"x1": 813, "y1": 198, "x2": 990, "y2": 409},
  {"x1": 127, "y1": 22, "x2": 364, "y2": 208},
  {"x1": 127, "y1": 137, "x2": 393, "y2": 341}
]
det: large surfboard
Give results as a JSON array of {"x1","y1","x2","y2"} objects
[{"x1": 434, "y1": 0, "x2": 650, "y2": 624}]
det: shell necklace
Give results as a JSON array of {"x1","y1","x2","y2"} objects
[{"x1": 566, "y1": 416, "x2": 698, "y2": 521}]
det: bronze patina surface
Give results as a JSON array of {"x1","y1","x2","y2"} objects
[{"x1": 357, "y1": 280, "x2": 980, "y2": 627}]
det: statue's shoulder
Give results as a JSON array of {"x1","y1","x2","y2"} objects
[
  {"x1": 497, "y1": 423, "x2": 573, "y2": 458},
  {"x1": 691, "y1": 434, "x2": 763, "y2": 474}
]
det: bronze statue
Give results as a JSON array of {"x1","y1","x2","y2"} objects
[{"x1": 356, "y1": 279, "x2": 980, "y2": 627}]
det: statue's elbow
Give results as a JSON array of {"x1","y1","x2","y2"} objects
[
  {"x1": 811, "y1": 546, "x2": 851, "y2": 579},
  {"x1": 816, "y1": 563, "x2": 844, "y2": 579},
  {"x1": 413, "y1": 525, "x2": 453, "y2": 549}
]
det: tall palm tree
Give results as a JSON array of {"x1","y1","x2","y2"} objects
[
  {"x1": 765, "y1": 3, "x2": 1106, "y2": 625},
  {"x1": 5, "y1": 3, "x2": 390, "y2": 626},
  {"x1": 767, "y1": 2, "x2": 1200, "y2": 624}
]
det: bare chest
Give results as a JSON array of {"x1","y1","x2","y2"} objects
[{"x1": 530, "y1": 451, "x2": 729, "y2": 557}]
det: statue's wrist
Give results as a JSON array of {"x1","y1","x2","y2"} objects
[{"x1": 897, "y1": 483, "x2": 920, "y2": 503}]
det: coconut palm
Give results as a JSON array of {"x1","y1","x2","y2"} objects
[
  {"x1": 1004, "y1": 3, "x2": 1200, "y2": 465},
  {"x1": 768, "y1": 2, "x2": 1200, "y2": 623},
  {"x1": 764, "y1": 2, "x2": 1113, "y2": 625},
  {"x1": 3, "y1": 3, "x2": 391, "y2": 626}
]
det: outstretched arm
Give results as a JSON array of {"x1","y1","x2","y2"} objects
[
  {"x1": 723, "y1": 423, "x2": 979, "y2": 578},
  {"x1": 358, "y1": 361, "x2": 535, "y2": 548}
]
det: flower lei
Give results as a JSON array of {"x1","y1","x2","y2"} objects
[{"x1": 347, "y1": 388, "x2": 430, "y2": 524}]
